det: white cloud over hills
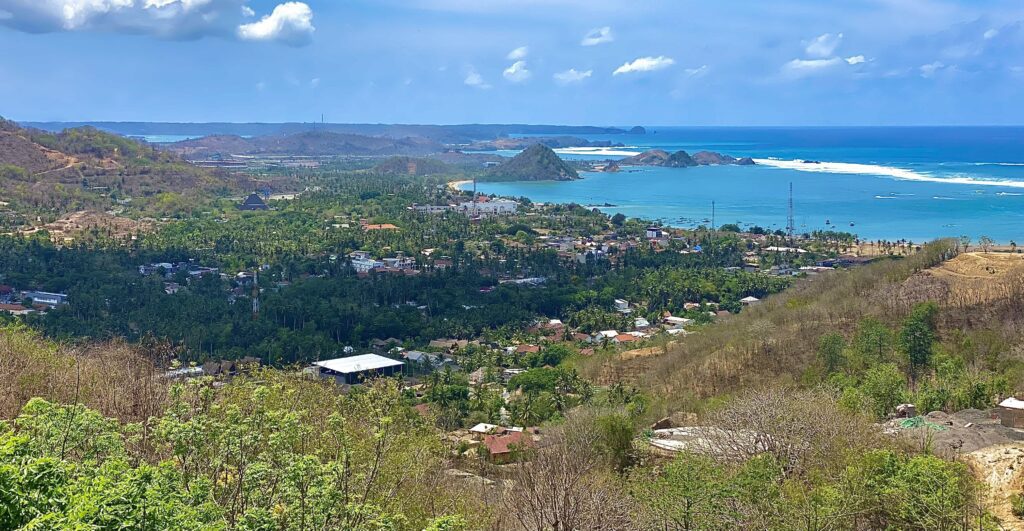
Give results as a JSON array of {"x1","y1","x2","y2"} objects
[{"x1": 0, "y1": 0, "x2": 315, "y2": 45}]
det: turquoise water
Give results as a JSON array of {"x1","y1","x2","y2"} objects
[{"x1": 473, "y1": 127, "x2": 1024, "y2": 243}]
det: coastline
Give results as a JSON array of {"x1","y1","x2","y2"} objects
[{"x1": 448, "y1": 179, "x2": 472, "y2": 192}]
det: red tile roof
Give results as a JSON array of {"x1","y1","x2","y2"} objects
[
  {"x1": 483, "y1": 431, "x2": 533, "y2": 456},
  {"x1": 615, "y1": 334, "x2": 638, "y2": 342}
]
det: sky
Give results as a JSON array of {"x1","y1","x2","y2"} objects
[{"x1": 0, "y1": 0, "x2": 1022, "y2": 125}]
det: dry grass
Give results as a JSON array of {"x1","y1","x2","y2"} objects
[
  {"x1": 596, "y1": 239, "x2": 1024, "y2": 418},
  {"x1": 0, "y1": 325, "x2": 169, "y2": 423}
]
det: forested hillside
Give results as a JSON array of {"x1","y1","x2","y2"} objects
[{"x1": 0, "y1": 118, "x2": 239, "y2": 220}]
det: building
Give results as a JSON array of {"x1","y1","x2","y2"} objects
[
  {"x1": 740, "y1": 296, "x2": 761, "y2": 306},
  {"x1": 482, "y1": 430, "x2": 534, "y2": 464},
  {"x1": 999, "y1": 397, "x2": 1024, "y2": 428},
  {"x1": 614, "y1": 299, "x2": 631, "y2": 314},
  {"x1": 645, "y1": 226, "x2": 664, "y2": 239},
  {"x1": 23, "y1": 291, "x2": 68, "y2": 307},
  {"x1": 349, "y1": 251, "x2": 384, "y2": 274},
  {"x1": 238, "y1": 193, "x2": 270, "y2": 211},
  {"x1": 313, "y1": 354, "x2": 404, "y2": 385},
  {"x1": 0, "y1": 303, "x2": 33, "y2": 316}
]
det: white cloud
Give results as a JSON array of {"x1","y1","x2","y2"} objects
[
  {"x1": 310, "y1": 77, "x2": 320, "y2": 88},
  {"x1": 684, "y1": 65, "x2": 709, "y2": 77},
  {"x1": 983, "y1": 28, "x2": 999, "y2": 40},
  {"x1": 784, "y1": 57, "x2": 843, "y2": 72},
  {"x1": 919, "y1": 61, "x2": 946, "y2": 78},
  {"x1": 503, "y1": 60, "x2": 531, "y2": 82},
  {"x1": 507, "y1": 46, "x2": 528, "y2": 60},
  {"x1": 553, "y1": 68, "x2": 592, "y2": 85},
  {"x1": 581, "y1": 26, "x2": 613, "y2": 46},
  {"x1": 0, "y1": 0, "x2": 312, "y2": 45},
  {"x1": 613, "y1": 56, "x2": 674, "y2": 75},
  {"x1": 845, "y1": 55, "x2": 866, "y2": 65},
  {"x1": 805, "y1": 32, "x2": 843, "y2": 58},
  {"x1": 237, "y1": 2, "x2": 314, "y2": 46},
  {"x1": 464, "y1": 69, "x2": 491, "y2": 89}
]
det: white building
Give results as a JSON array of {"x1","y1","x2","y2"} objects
[
  {"x1": 312, "y1": 354, "x2": 404, "y2": 385},
  {"x1": 349, "y1": 251, "x2": 384, "y2": 273}
]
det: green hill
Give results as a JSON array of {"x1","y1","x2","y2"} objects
[
  {"x1": 0, "y1": 118, "x2": 239, "y2": 220},
  {"x1": 480, "y1": 144, "x2": 579, "y2": 182}
]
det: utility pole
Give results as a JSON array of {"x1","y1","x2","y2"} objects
[
  {"x1": 711, "y1": 200, "x2": 716, "y2": 237},
  {"x1": 787, "y1": 182, "x2": 795, "y2": 245}
]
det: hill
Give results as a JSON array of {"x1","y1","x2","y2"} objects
[
  {"x1": 0, "y1": 118, "x2": 239, "y2": 221},
  {"x1": 372, "y1": 156, "x2": 454, "y2": 176},
  {"x1": 25, "y1": 121, "x2": 629, "y2": 144},
  {"x1": 480, "y1": 144, "x2": 579, "y2": 182},
  {"x1": 165, "y1": 131, "x2": 444, "y2": 159},
  {"x1": 620, "y1": 149, "x2": 755, "y2": 167}
]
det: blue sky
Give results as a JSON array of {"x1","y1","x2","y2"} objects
[{"x1": 1, "y1": 0, "x2": 1022, "y2": 125}]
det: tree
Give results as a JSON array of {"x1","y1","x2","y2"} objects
[
  {"x1": 817, "y1": 332, "x2": 846, "y2": 374},
  {"x1": 860, "y1": 363, "x2": 907, "y2": 419},
  {"x1": 959, "y1": 235, "x2": 971, "y2": 253},
  {"x1": 978, "y1": 235, "x2": 994, "y2": 253},
  {"x1": 610, "y1": 213, "x2": 627, "y2": 227},
  {"x1": 901, "y1": 302, "x2": 938, "y2": 385}
]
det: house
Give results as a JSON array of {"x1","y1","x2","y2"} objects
[
  {"x1": 0, "y1": 303, "x2": 33, "y2": 316},
  {"x1": 614, "y1": 299, "x2": 631, "y2": 314},
  {"x1": 22, "y1": 291, "x2": 68, "y2": 307},
  {"x1": 312, "y1": 354, "x2": 404, "y2": 385},
  {"x1": 516, "y1": 344, "x2": 540, "y2": 354},
  {"x1": 663, "y1": 316, "x2": 693, "y2": 327},
  {"x1": 238, "y1": 193, "x2": 270, "y2": 211},
  {"x1": 740, "y1": 296, "x2": 761, "y2": 306},
  {"x1": 482, "y1": 430, "x2": 534, "y2": 464},
  {"x1": 598, "y1": 330, "x2": 619, "y2": 340},
  {"x1": 615, "y1": 334, "x2": 639, "y2": 344},
  {"x1": 634, "y1": 318, "x2": 651, "y2": 329},
  {"x1": 469, "y1": 423, "x2": 502, "y2": 436},
  {"x1": 645, "y1": 226, "x2": 664, "y2": 239},
  {"x1": 999, "y1": 397, "x2": 1024, "y2": 428}
]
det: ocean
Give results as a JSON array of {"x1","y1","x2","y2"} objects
[{"x1": 471, "y1": 127, "x2": 1024, "y2": 244}]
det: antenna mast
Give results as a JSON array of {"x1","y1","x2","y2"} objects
[{"x1": 787, "y1": 182, "x2": 795, "y2": 244}]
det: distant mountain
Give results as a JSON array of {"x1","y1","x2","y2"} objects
[
  {"x1": 466, "y1": 136, "x2": 623, "y2": 151},
  {"x1": 620, "y1": 149, "x2": 755, "y2": 168},
  {"x1": 165, "y1": 131, "x2": 443, "y2": 159},
  {"x1": 480, "y1": 144, "x2": 579, "y2": 182},
  {"x1": 0, "y1": 118, "x2": 237, "y2": 218},
  {"x1": 24, "y1": 122, "x2": 630, "y2": 144}
]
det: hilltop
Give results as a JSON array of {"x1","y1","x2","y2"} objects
[
  {"x1": 480, "y1": 144, "x2": 579, "y2": 182},
  {"x1": 166, "y1": 131, "x2": 444, "y2": 159},
  {"x1": 620, "y1": 149, "x2": 755, "y2": 167},
  {"x1": 0, "y1": 118, "x2": 238, "y2": 220}
]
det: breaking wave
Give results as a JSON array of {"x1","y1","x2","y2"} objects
[{"x1": 753, "y1": 158, "x2": 1024, "y2": 189}]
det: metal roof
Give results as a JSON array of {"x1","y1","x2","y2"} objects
[{"x1": 314, "y1": 354, "x2": 404, "y2": 374}]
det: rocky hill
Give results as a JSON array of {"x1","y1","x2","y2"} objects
[
  {"x1": 620, "y1": 149, "x2": 755, "y2": 167},
  {"x1": 480, "y1": 144, "x2": 579, "y2": 182},
  {"x1": 0, "y1": 118, "x2": 237, "y2": 219}
]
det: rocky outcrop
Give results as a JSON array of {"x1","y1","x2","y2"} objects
[{"x1": 620, "y1": 149, "x2": 756, "y2": 168}]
